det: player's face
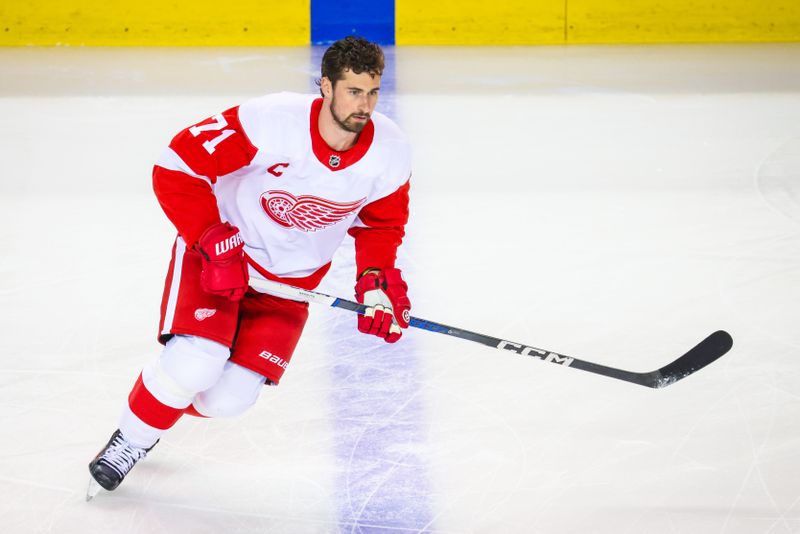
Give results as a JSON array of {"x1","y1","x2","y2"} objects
[{"x1": 327, "y1": 70, "x2": 381, "y2": 134}]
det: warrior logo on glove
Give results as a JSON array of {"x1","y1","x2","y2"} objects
[
  {"x1": 195, "y1": 222, "x2": 250, "y2": 301},
  {"x1": 215, "y1": 233, "x2": 243, "y2": 256},
  {"x1": 355, "y1": 268, "x2": 411, "y2": 343}
]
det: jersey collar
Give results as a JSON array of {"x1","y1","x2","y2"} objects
[{"x1": 310, "y1": 97, "x2": 374, "y2": 172}]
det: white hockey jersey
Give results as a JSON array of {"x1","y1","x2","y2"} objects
[{"x1": 153, "y1": 92, "x2": 412, "y2": 289}]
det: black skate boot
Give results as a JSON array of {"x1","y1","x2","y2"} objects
[{"x1": 87, "y1": 429, "x2": 157, "y2": 500}]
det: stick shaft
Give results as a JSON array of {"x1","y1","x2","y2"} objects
[{"x1": 247, "y1": 276, "x2": 731, "y2": 388}]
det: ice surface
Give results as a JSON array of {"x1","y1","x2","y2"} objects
[{"x1": 1, "y1": 44, "x2": 799, "y2": 533}]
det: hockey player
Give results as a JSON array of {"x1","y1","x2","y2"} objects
[{"x1": 87, "y1": 36, "x2": 412, "y2": 498}]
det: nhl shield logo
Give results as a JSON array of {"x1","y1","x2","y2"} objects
[{"x1": 328, "y1": 154, "x2": 341, "y2": 168}]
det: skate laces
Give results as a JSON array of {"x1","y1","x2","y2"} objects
[{"x1": 100, "y1": 433, "x2": 148, "y2": 477}]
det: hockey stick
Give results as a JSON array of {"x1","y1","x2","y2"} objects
[{"x1": 248, "y1": 277, "x2": 733, "y2": 389}]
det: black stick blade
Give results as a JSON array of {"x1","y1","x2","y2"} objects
[{"x1": 647, "y1": 330, "x2": 733, "y2": 388}]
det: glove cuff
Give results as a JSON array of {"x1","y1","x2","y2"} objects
[{"x1": 380, "y1": 267, "x2": 407, "y2": 291}]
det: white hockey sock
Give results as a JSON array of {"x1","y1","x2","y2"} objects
[{"x1": 118, "y1": 405, "x2": 162, "y2": 449}]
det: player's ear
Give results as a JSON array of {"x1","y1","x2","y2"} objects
[{"x1": 320, "y1": 77, "x2": 333, "y2": 98}]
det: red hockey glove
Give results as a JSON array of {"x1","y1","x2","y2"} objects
[
  {"x1": 355, "y1": 268, "x2": 411, "y2": 343},
  {"x1": 195, "y1": 222, "x2": 249, "y2": 301}
]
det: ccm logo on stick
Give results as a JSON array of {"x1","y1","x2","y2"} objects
[{"x1": 497, "y1": 340, "x2": 574, "y2": 366}]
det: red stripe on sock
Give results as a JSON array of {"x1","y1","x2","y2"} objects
[
  {"x1": 183, "y1": 405, "x2": 209, "y2": 418},
  {"x1": 128, "y1": 374, "x2": 183, "y2": 430}
]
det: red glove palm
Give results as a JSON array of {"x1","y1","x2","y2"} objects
[
  {"x1": 355, "y1": 268, "x2": 411, "y2": 343},
  {"x1": 195, "y1": 222, "x2": 249, "y2": 301}
]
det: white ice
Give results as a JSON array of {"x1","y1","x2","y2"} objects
[{"x1": 1, "y1": 44, "x2": 799, "y2": 533}]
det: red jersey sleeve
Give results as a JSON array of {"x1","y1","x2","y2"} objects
[
  {"x1": 347, "y1": 180, "x2": 410, "y2": 275},
  {"x1": 152, "y1": 106, "x2": 257, "y2": 247}
]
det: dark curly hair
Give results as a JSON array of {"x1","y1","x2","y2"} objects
[{"x1": 318, "y1": 36, "x2": 385, "y2": 96}]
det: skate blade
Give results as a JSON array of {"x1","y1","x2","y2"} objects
[{"x1": 86, "y1": 478, "x2": 103, "y2": 502}]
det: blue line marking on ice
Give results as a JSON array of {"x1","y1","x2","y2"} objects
[
  {"x1": 328, "y1": 337, "x2": 435, "y2": 533},
  {"x1": 309, "y1": 45, "x2": 434, "y2": 532}
]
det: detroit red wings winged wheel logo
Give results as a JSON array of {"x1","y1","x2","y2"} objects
[{"x1": 260, "y1": 190, "x2": 366, "y2": 232}]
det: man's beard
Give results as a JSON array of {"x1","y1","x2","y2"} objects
[{"x1": 330, "y1": 96, "x2": 370, "y2": 134}]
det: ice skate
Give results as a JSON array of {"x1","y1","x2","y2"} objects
[{"x1": 86, "y1": 429, "x2": 156, "y2": 501}]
